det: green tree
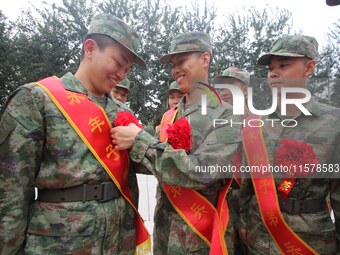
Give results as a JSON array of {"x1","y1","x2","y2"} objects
[
  {"x1": 1, "y1": 0, "x2": 338, "y2": 123},
  {"x1": 212, "y1": 6, "x2": 293, "y2": 110},
  {"x1": 327, "y1": 21, "x2": 340, "y2": 107},
  {"x1": 0, "y1": 11, "x2": 15, "y2": 111}
]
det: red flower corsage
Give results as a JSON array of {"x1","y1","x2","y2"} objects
[
  {"x1": 275, "y1": 139, "x2": 318, "y2": 198},
  {"x1": 166, "y1": 117, "x2": 191, "y2": 151},
  {"x1": 114, "y1": 111, "x2": 143, "y2": 128},
  {"x1": 275, "y1": 139, "x2": 319, "y2": 176}
]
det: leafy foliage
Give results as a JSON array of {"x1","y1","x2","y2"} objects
[{"x1": 0, "y1": 0, "x2": 338, "y2": 122}]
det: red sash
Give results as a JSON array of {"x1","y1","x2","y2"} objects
[
  {"x1": 34, "y1": 76, "x2": 150, "y2": 255},
  {"x1": 159, "y1": 108, "x2": 231, "y2": 255},
  {"x1": 242, "y1": 115, "x2": 318, "y2": 255}
]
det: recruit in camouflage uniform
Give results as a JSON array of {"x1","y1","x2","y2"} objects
[
  {"x1": 167, "y1": 81, "x2": 185, "y2": 109},
  {"x1": 213, "y1": 67, "x2": 250, "y2": 255},
  {"x1": 111, "y1": 32, "x2": 242, "y2": 254},
  {"x1": 111, "y1": 78, "x2": 131, "y2": 104},
  {"x1": 0, "y1": 14, "x2": 146, "y2": 254},
  {"x1": 239, "y1": 35, "x2": 340, "y2": 254}
]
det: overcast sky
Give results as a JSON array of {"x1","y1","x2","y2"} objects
[{"x1": 0, "y1": 0, "x2": 339, "y2": 47}]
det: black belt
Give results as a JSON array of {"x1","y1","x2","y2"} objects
[
  {"x1": 37, "y1": 182, "x2": 120, "y2": 203},
  {"x1": 279, "y1": 197, "x2": 326, "y2": 214}
]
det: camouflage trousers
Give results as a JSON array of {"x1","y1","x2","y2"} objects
[
  {"x1": 153, "y1": 189, "x2": 234, "y2": 255},
  {"x1": 226, "y1": 188, "x2": 249, "y2": 255},
  {"x1": 23, "y1": 197, "x2": 136, "y2": 255},
  {"x1": 245, "y1": 196, "x2": 337, "y2": 255}
]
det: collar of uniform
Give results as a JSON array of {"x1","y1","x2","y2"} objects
[
  {"x1": 60, "y1": 72, "x2": 122, "y2": 114},
  {"x1": 60, "y1": 72, "x2": 89, "y2": 95},
  {"x1": 304, "y1": 98, "x2": 321, "y2": 117},
  {"x1": 176, "y1": 92, "x2": 220, "y2": 117},
  {"x1": 175, "y1": 95, "x2": 197, "y2": 117},
  {"x1": 269, "y1": 97, "x2": 321, "y2": 119}
]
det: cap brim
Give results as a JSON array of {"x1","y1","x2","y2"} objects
[
  {"x1": 160, "y1": 50, "x2": 204, "y2": 64},
  {"x1": 257, "y1": 52, "x2": 305, "y2": 65},
  {"x1": 212, "y1": 75, "x2": 248, "y2": 86},
  {"x1": 109, "y1": 35, "x2": 147, "y2": 68},
  {"x1": 124, "y1": 46, "x2": 146, "y2": 68},
  {"x1": 116, "y1": 85, "x2": 130, "y2": 91},
  {"x1": 212, "y1": 75, "x2": 233, "y2": 84},
  {"x1": 166, "y1": 88, "x2": 183, "y2": 93}
]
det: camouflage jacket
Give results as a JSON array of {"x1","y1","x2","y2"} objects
[
  {"x1": 0, "y1": 73, "x2": 139, "y2": 255},
  {"x1": 130, "y1": 95, "x2": 241, "y2": 199},
  {"x1": 239, "y1": 99, "x2": 340, "y2": 254},
  {"x1": 133, "y1": 95, "x2": 240, "y2": 254}
]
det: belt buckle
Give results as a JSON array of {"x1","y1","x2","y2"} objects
[{"x1": 100, "y1": 182, "x2": 115, "y2": 202}]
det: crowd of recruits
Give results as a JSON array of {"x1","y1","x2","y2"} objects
[{"x1": 0, "y1": 12, "x2": 339, "y2": 255}]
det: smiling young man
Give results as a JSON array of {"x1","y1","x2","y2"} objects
[
  {"x1": 239, "y1": 35, "x2": 340, "y2": 255},
  {"x1": 111, "y1": 32, "x2": 241, "y2": 254},
  {"x1": 0, "y1": 14, "x2": 149, "y2": 255}
]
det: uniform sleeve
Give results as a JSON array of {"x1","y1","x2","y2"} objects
[
  {"x1": 129, "y1": 111, "x2": 241, "y2": 189},
  {"x1": 0, "y1": 87, "x2": 45, "y2": 254}
]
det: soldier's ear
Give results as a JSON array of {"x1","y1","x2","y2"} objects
[
  {"x1": 304, "y1": 59, "x2": 316, "y2": 77},
  {"x1": 83, "y1": 39, "x2": 98, "y2": 59},
  {"x1": 201, "y1": 52, "x2": 211, "y2": 68}
]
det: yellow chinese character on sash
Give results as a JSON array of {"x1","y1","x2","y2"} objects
[
  {"x1": 168, "y1": 186, "x2": 181, "y2": 198},
  {"x1": 284, "y1": 242, "x2": 303, "y2": 255},
  {"x1": 267, "y1": 210, "x2": 278, "y2": 227},
  {"x1": 247, "y1": 131, "x2": 257, "y2": 144},
  {"x1": 89, "y1": 116, "x2": 105, "y2": 133},
  {"x1": 253, "y1": 153, "x2": 262, "y2": 166},
  {"x1": 260, "y1": 179, "x2": 269, "y2": 195},
  {"x1": 281, "y1": 180, "x2": 292, "y2": 191},
  {"x1": 66, "y1": 91, "x2": 85, "y2": 105},
  {"x1": 106, "y1": 144, "x2": 120, "y2": 160},
  {"x1": 191, "y1": 203, "x2": 208, "y2": 221}
]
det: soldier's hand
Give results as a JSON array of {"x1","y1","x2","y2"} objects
[
  {"x1": 239, "y1": 228, "x2": 248, "y2": 243},
  {"x1": 111, "y1": 123, "x2": 141, "y2": 150}
]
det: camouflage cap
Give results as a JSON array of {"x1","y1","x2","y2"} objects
[
  {"x1": 213, "y1": 67, "x2": 250, "y2": 86},
  {"x1": 258, "y1": 35, "x2": 318, "y2": 66},
  {"x1": 166, "y1": 81, "x2": 184, "y2": 93},
  {"x1": 88, "y1": 13, "x2": 146, "y2": 67},
  {"x1": 116, "y1": 78, "x2": 131, "y2": 91},
  {"x1": 160, "y1": 31, "x2": 212, "y2": 64}
]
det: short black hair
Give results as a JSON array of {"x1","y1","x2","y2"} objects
[{"x1": 80, "y1": 33, "x2": 116, "y2": 60}]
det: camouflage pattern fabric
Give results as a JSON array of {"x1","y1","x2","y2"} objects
[
  {"x1": 257, "y1": 34, "x2": 318, "y2": 65},
  {"x1": 227, "y1": 187, "x2": 249, "y2": 255},
  {"x1": 130, "y1": 95, "x2": 242, "y2": 254},
  {"x1": 0, "y1": 72, "x2": 139, "y2": 255},
  {"x1": 213, "y1": 67, "x2": 250, "y2": 86},
  {"x1": 239, "y1": 99, "x2": 340, "y2": 255},
  {"x1": 160, "y1": 31, "x2": 212, "y2": 64},
  {"x1": 167, "y1": 81, "x2": 184, "y2": 93},
  {"x1": 116, "y1": 78, "x2": 131, "y2": 91},
  {"x1": 88, "y1": 13, "x2": 146, "y2": 67}
]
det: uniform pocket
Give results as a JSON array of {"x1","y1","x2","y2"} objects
[{"x1": 27, "y1": 204, "x2": 97, "y2": 237}]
